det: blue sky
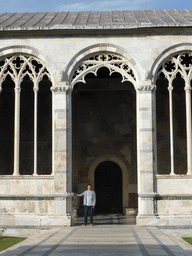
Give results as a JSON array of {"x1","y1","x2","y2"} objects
[{"x1": 0, "y1": 0, "x2": 191, "y2": 13}]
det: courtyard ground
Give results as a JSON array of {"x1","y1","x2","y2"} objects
[{"x1": 1, "y1": 215, "x2": 192, "y2": 256}]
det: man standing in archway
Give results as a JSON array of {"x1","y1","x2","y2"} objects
[{"x1": 73, "y1": 184, "x2": 96, "y2": 226}]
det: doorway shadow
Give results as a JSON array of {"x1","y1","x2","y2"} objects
[
  {"x1": 95, "y1": 161, "x2": 122, "y2": 214},
  {"x1": 73, "y1": 213, "x2": 136, "y2": 226}
]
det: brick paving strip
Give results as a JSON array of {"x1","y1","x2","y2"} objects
[{"x1": 1, "y1": 226, "x2": 192, "y2": 256}]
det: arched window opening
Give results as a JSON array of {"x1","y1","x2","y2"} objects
[
  {"x1": 20, "y1": 77, "x2": 34, "y2": 175},
  {"x1": 37, "y1": 77, "x2": 52, "y2": 175},
  {"x1": 0, "y1": 55, "x2": 52, "y2": 175},
  {"x1": 156, "y1": 74, "x2": 170, "y2": 174},
  {"x1": 172, "y1": 75, "x2": 186, "y2": 174},
  {"x1": 0, "y1": 76, "x2": 14, "y2": 175},
  {"x1": 156, "y1": 52, "x2": 192, "y2": 175}
]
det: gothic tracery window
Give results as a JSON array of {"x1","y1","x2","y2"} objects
[
  {"x1": 0, "y1": 55, "x2": 52, "y2": 175},
  {"x1": 71, "y1": 53, "x2": 136, "y2": 87},
  {"x1": 156, "y1": 52, "x2": 192, "y2": 175}
]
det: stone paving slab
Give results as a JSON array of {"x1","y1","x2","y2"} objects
[{"x1": 1, "y1": 225, "x2": 192, "y2": 256}]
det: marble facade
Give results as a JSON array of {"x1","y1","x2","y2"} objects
[{"x1": 0, "y1": 11, "x2": 192, "y2": 227}]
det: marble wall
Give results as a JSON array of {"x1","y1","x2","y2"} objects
[{"x1": 0, "y1": 26, "x2": 192, "y2": 227}]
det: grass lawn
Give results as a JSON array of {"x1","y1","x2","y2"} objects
[
  {"x1": 182, "y1": 237, "x2": 192, "y2": 245},
  {"x1": 0, "y1": 236, "x2": 27, "y2": 252}
]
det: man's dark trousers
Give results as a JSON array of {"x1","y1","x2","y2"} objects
[{"x1": 84, "y1": 205, "x2": 94, "y2": 224}]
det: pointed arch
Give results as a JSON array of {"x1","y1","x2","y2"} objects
[
  {"x1": 153, "y1": 44, "x2": 192, "y2": 175},
  {"x1": 0, "y1": 45, "x2": 56, "y2": 85},
  {"x1": 65, "y1": 44, "x2": 140, "y2": 89},
  {"x1": 0, "y1": 49, "x2": 53, "y2": 176},
  {"x1": 151, "y1": 43, "x2": 192, "y2": 83},
  {"x1": 0, "y1": 55, "x2": 51, "y2": 92}
]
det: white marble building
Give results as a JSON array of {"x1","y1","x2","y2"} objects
[{"x1": 0, "y1": 10, "x2": 192, "y2": 228}]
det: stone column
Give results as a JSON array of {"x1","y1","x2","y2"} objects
[
  {"x1": 13, "y1": 84, "x2": 21, "y2": 176},
  {"x1": 136, "y1": 82, "x2": 157, "y2": 225},
  {"x1": 185, "y1": 83, "x2": 192, "y2": 175},
  {"x1": 168, "y1": 83, "x2": 175, "y2": 175},
  {"x1": 33, "y1": 85, "x2": 39, "y2": 176},
  {"x1": 52, "y1": 82, "x2": 73, "y2": 226}
]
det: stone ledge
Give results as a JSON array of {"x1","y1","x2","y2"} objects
[
  {"x1": 0, "y1": 175, "x2": 54, "y2": 179},
  {"x1": 156, "y1": 195, "x2": 192, "y2": 200},
  {"x1": 0, "y1": 193, "x2": 72, "y2": 199},
  {"x1": 0, "y1": 196, "x2": 55, "y2": 200},
  {"x1": 138, "y1": 193, "x2": 157, "y2": 198},
  {"x1": 156, "y1": 174, "x2": 192, "y2": 179},
  {"x1": 137, "y1": 214, "x2": 192, "y2": 227}
]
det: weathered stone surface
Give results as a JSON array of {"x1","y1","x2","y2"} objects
[{"x1": 0, "y1": 9, "x2": 192, "y2": 228}]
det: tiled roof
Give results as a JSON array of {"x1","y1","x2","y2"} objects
[{"x1": 0, "y1": 10, "x2": 192, "y2": 31}]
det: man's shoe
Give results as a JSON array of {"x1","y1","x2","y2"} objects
[
  {"x1": 90, "y1": 223, "x2": 93, "y2": 226},
  {"x1": 82, "y1": 224, "x2": 86, "y2": 226}
]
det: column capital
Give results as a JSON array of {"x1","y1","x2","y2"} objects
[
  {"x1": 168, "y1": 85, "x2": 173, "y2": 91},
  {"x1": 14, "y1": 87, "x2": 21, "y2": 93},
  {"x1": 137, "y1": 80, "x2": 156, "y2": 92},
  {"x1": 51, "y1": 82, "x2": 72, "y2": 93},
  {"x1": 33, "y1": 86, "x2": 39, "y2": 92},
  {"x1": 184, "y1": 86, "x2": 191, "y2": 92},
  {"x1": 138, "y1": 85, "x2": 156, "y2": 92}
]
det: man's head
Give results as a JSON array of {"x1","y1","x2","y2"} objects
[{"x1": 87, "y1": 184, "x2": 92, "y2": 191}]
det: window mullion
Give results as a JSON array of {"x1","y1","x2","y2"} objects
[
  {"x1": 33, "y1": 84, "x2": 39, "y2": 176},
  {"x1": 185, "y1": 83, "x2": 192, "y2": 175},
  {"x1": 168, "y1": 83, "x2": 175, "y2": 175},
  {"x1": 13, "y1": 83, "x2": 21, "y2": 176}
]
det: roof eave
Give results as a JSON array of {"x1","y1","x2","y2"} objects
[{"x1": 1, "y1": 23, "x2": 192, "y2": 32}]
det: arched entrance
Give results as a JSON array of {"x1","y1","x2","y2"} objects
[
  {"x1": 71, "y1": 50, "x2": 137, "y2": 218},
  {"x1": 95, "y1": 161, "x2": 122, "y2": 214}
]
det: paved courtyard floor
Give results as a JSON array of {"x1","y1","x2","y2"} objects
[{"x1": 1, "y1": 215, "x2": 192, "y2": 256}]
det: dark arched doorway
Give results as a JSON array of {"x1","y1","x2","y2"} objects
[{"x1": 95, "y1": 161, "x2": 122, "y2": 214}]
